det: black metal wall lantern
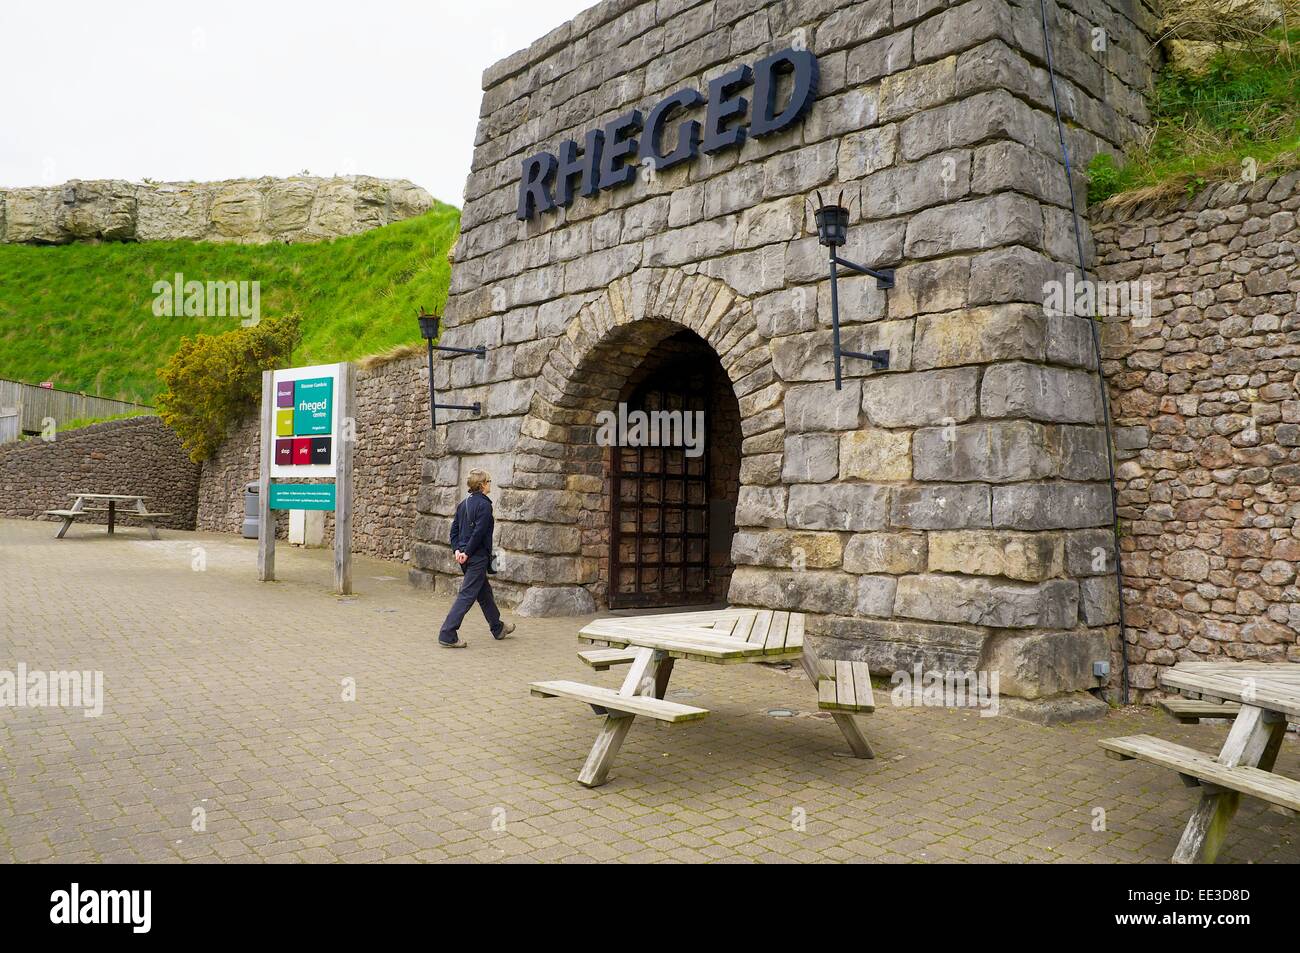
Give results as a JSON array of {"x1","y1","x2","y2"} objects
[
  {"x1": 417, "y1": 309, "x2": 485, "y2": 428},
  {"x1": 813, "y1": 191, "x2": 894, "y2": 390}
]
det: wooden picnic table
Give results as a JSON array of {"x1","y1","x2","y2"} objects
[
  {"x1": 531, "y1": 608, "x2": 877, "y2": 787},
  {"x1": 1102, "y1": 661, "x2": 1300, "y2": 863},
  {"x1": 44, "y1": 493, "x2": 171, "y2": 540}
]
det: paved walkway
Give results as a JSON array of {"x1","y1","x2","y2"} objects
[{"x1": 1, "y1": 517, "x2": 1296, "y2": 863}]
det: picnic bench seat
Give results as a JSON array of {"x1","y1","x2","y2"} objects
[
  {"x1": 811, "y1": 659, "x2": 876, "y2": 713},
  {"x1": 44, "y1": 508, "x2": 172, "y2": 530},
  {"x1": 1102, "y1": 734, "x2": 1300, "y2": 817},
  {"x1": 798, "y1": 641, "x2": 876, "y2": 759},
  {"x1": 46, "y1": 506, "x2": 168, "y2": 515},
  {"x1": 47, "y1": 508, "x2": 146, "y2": 517},
  {"x1": 578, "y1": 648, "x2": 640, "y2": 670},
  {"x1": 1159, "y1": 697, "x2": 1242, "y2": 724},
  {"x1": 65, "y1": 509, "x2": 170, "y2": 520},
  {"x1": 45, "y1": 493, "x2": 171, "y2": 540},
  {"x1": 530, "y1": 680, "x2": 708, "y2": 722}
]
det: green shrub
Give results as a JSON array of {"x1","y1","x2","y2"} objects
[
  {"x1": 1086, "y1": 153, "x2": 1124, "y2": 204},
  {"x1": 155, "y1": 313, "x2": 301, "y2": 461}
]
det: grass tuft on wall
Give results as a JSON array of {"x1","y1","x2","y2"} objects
[{"x1": 1088, "y1": 34, "x2": 1300, "y2": 206}]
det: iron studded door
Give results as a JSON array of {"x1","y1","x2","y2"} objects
[{"x1": 609, "y1": 362, "x2": 710, "y2": 608}]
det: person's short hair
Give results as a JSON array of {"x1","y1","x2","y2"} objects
[{"x1": 466, "y1": 468, "x2": 492, "y2": 492}]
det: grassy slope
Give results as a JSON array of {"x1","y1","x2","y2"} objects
[
  {"x1": 0, "y1": 203, "x2": 460, "y2": 404},
  {"x1": 1089, "y1": 37, "x2": 1300, "y2": 203}
]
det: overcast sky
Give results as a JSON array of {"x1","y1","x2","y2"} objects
[{"x1": 1, "y1": 0, "x2": 594, "y2": 206}]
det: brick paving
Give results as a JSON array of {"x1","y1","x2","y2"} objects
[{"x1": 1, "y1": 517, "x2": 1297, "y2": 863}]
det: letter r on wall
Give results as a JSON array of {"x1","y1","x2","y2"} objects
[{"x1": 517, "y1": 152, "x2": 558, "y2": 220}]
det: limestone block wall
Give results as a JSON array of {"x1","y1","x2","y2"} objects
[
  {"x1": 0, "y1": 176, "x2": 433, "y2": 245},
  {"x1": 414, "y1": 0, "x2": 1159, "y2": 701},
  {"x1": 196, "y1": 354, "x2": 429, "y2": 561},
  {"x1": 0, "y1": 416, "x2": 198, "y2": 529},
  {"x1": 1093, "y1": 172, "x2": 1300, "y2": 700}
]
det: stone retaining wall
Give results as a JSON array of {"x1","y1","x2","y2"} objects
[
  {"x1": 1094, "y1": 171, "x2": 1300, "y2": 700},
  {"x1": 196, "y1": 354, "x2": 429, "y2": 561},
  {"x1": 0, "y1": 416, "x2": 198, "y2": 529},
  {"x1": 414, "y1": 0, "x2": 1161, "y2": 707},
  {"x1": 0, "y1": 176, "x2": 433, "y2": 245}
]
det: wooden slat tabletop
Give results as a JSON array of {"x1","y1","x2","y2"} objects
[
  {"x1": 579, "y1": 636, "x2": 759, "y2": 661},
  {"x1": 582, "y1": 620, "x2": 761, "y2": 647},
  {"x1": 1161, "y1": 662, "x2": 1300, "y2": 720},
  {"x1": 580, "y1": 608, "x2": 806, "y2": 664}
]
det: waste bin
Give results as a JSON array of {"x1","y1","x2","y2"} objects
[{"x1": 242, "y1": 482, "x2": 260, "y2": 539}]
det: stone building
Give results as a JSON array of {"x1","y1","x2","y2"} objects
[{"x1": 412, "y1": 0, "x2": 1161, "y2": 714}]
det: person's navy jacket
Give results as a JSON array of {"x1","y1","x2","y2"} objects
[{"x1": 449, "y1": 491, "x2": 494, "y2": 563}]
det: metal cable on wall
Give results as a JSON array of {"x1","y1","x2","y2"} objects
[{"x1": 1037, "y1": 0, "x2": 1132, "y2": 704}]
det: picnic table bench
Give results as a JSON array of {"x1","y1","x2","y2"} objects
[
  {"x1": 1101, "y1": 661, "x2": 1300, "y2": 863},
  {"x1": 531, "y1": 608, "x2": 876, "y2": 787},
  {"x1": 1158, "y1": 697, "x2": 1242, "y2": 724},
  {"x1": 44, "y1": 493, "x2": 171, "y2": 540}
]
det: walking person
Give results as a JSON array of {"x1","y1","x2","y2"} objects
[{"x1": 438, "y1": 468, "x2": 515, "y2": 648}]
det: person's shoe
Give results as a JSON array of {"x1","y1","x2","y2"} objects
[
  {"x1": 439, "y1": 639, "x2": 467, "y2": 648},
  {"x1": 493, "y1": 622, "x2": 516, "y2": 640}
]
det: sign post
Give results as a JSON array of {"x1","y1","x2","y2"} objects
[
  {"x1": 257, "y1": 370, "x2": 276, "y2": 582},
  {"x1": 334, "y1": 362, "x2": 354, "y2": 595},
  {"x1": 258, "y1": 361, "x2": 354, "y2": 594}
]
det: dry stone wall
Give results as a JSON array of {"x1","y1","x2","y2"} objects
[
  {"x1": 197, "y1": 354, "x2": 429, "y2": 562},
  {"x1": 0, "y1": 416, "x2": 198, "y2": 529},
  {"x1": 1093, "y1": 171, "x2": 1300, "y2": 700},
  {"x1": 414, "y1": 0, "x2": 1160, "y2": 706},
  {"x1": 0, "y1": 176, "x2": 433, "y2": 245}
]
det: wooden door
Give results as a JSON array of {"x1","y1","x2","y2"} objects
[{"x1": 609, "y1": 362, "x2": 711, "y2": 608}]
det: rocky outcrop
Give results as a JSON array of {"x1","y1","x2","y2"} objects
[
  {"x1": 1162, "y1": 0, "x2": 1290, "y2": 40},
  {"x1": 1160, "y1": 0, "x2": 1297, "y2": 72},
  {"x1": 0, "y1": 176, "x2": 433, "y2": 245}
]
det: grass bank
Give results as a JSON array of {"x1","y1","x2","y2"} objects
[{"x1": 0, "y1": 203, "x2": 460, "y2": 403}]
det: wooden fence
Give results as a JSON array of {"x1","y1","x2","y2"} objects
[
  {"x1": 0, "y1": 409, "x2": 17, "y2": 445},
  {"x1": 0, "y1": 379, "x2": 151, "y2": 444}
]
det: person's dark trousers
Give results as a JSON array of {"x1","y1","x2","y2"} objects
[{"x1": 438, "y1": 554, "x2": 503, "y2": 643}]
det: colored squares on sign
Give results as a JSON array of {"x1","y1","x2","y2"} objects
[
  {"x1": 293, "y1": 376, "x2": 333, "y2": 436},
  {"x1": 311, "y1": 437, "x2": 332, "y2": 465},
  {"x1": 275, "y1": 408, "x2": 294, "y2": 437},
  {"x1": 276, "y1": 437, "x2": 328, "y2": 466},
  {"x1": 276, "y1": 380, "x2": 295, "y2": 408}
]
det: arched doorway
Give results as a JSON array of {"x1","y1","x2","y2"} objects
[
  {"x1": 496, "y1": 267, "x2": 783, "y2": 618},
  {"x1": 608, "y1": 328, "x2": 741, "y2": 608}
]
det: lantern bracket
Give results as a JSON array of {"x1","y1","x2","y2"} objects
[
  {"x1": 831, "y1": 254, "x2": 895, "y2": 290},
  {"x1": 417, "y1": 309, "x2": 486, "y2": 427},
  {"x1": 811, "y1": 193, "x2": 897, "y2": 390}
]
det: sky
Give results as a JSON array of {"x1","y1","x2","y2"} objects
[{"x1": 1, "y1": 0, "x2": 595, "y2": 206}]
